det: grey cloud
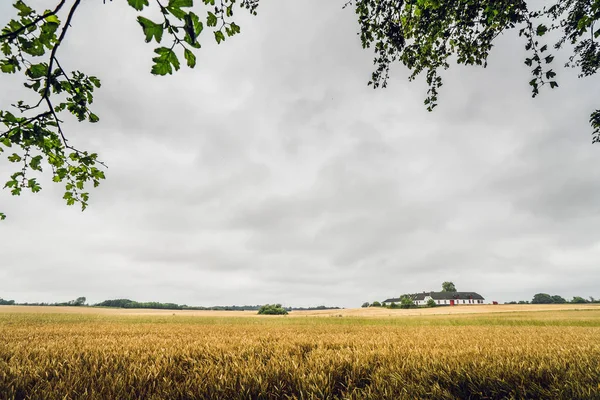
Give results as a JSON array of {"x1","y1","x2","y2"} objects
[{"x1": 1, "y1": 0, "x2": 599, "y2": 307}]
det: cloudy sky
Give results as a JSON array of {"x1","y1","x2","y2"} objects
[{"x1": 1, "y1": 0, "x2": 599, "y2": 307}]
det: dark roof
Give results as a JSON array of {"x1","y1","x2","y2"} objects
[
  {"x1": 383, "y1": 298, "x2": 401, "y2": 303},
  {"x1": 383, "y1": 291, "x2": 484, "y2": 303}
]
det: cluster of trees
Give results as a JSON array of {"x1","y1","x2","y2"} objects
[
  {"x1": 257, "y1": 304, "x2": 288, "y2": 315},
  {"x1": 0, "y1": 298, "x2": 15, "y2": 305},
  {"x1": 95, "y1": 299, "x2": 192, "y2": 310},
  {"x1": 362, "y1": 296, "x2": 436, "y2": 309},
  {"x1": 505, "y1": 293, "x2": 599, "y2": 304}
]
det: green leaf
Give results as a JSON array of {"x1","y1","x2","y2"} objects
[
  {"x1": 214, "y1": 31, "x2": 225, "y2": 44},
  {"x1": 26, "y1": 63, "x2": 47, "y2": 79},
  {"x1": 7, "y1": 153, "x2": 21, "y2": 163},
  {"x1": 0, "y1": 57, "x2": 19, "y2": 74},
  {"x1": 230, "y1": 22, "x2": 241, "y2": 35},
  {"x1": 168, "y1": 0, "x2": 193, "y2": 7},
  {"x1": 89, "y1": 76, "x2": 101, "y2": 88},
  {"x1": 193, "y1": 14, "x2": 203, "y2": 35},
  {"x1": 151, "y1": 47, "x2": 180, "y2": 75},
  {"x1": 549, "y1": 81, "x2": 559, "y2": 89},
  {"x1": 89, "y1": 113, "x2": 100, "y2": 123},
  {"x1": 184, "y1": 12, "x2": 203, "y2": 43},
  {"x1": 536, "y1": 24, "x2": 547, "y2": 36},
  {"x1": 127, "y1": 0, "x2": 149, "y2": 11},
  {"x1": 207, "y1": 12, "x2": 217, "y2": 27},
  {"x1": 184, "y1": 48, "x2": 196, "y2": 68},
  {"x1": 13, "y1": 0, "x2": 33, "y2": 16},
  {"x1": 137, "y1": 16, "x2": 163, "y2": 43},
  {"x1": 44, "y1": 14, "x2": 60, "y2": 24},
  {"x1": 27, "y1": 178, "x2": 41, "y2": 193},
  {"x1": 1, "y1": 42, "x2": 11, "y2": 56},
  {"x1": 167, "y1": 6, "x2": 187, "y2": 19},
  {"x1": 0, "y1": 212, "x2": 6, "y2": 221},
  {"x1": 30, "y1": 155, "x2": 43, "y2": 171}
]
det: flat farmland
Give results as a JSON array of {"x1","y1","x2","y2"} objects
[
  {"x1": 1, "y1": 306, "x2": 600, "y2": 399},
  {"x1": 1, "y1": 303, "x2": 598, "y2": 317}
]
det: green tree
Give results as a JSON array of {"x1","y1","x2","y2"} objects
[
  {"x1": 0, "y1": 297, "x2": 15, "y2": 305},
  {"x1": 371, "y1": 301, "x2": 382, "y2": 307},
  {"x1": 350, "y1": 0, "x2": 600, "y2": 140},
  {"x1": 0, "y1": 0, "x2": 258, "y2": 219},
  {"x1": 426, "y1": 298, "x2": 436, "y2": 307},
  {"x1": 531, "y1": 293, "x2": 554, "y2": 304},
  {"x1": 257, "y1": 304, "x2": 288, "y2": 315},
  {"x1": 399, "y1": 295, "x2": 414, "y2": 309},
  {"x1": 73, "y1": 296, "x2": 86, "y2": 306},
  {"x1": 551, "y1": 295, "x2": 566, "y2": 304},
  {"x1": 571, "y1": 296, "x2": 588, "y2": 304},
  {"x1": 441, "y1": 282, "x2": 457, "y2": 292},
  {"x1": 361, "y1": 302, "x2": 370, "y2": 308}
]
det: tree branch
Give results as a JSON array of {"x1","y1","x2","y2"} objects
[{"x1": 0, "y1": 0, "x2": 68, "y2": 41}]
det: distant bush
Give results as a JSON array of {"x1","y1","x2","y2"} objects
[
  {"x1": 426, "y1": 299, "x2": 437, "y2": 308},
  {"x1": 361, "y1": 302, "x2": 370, "y2": 308},
  {"x1": 388, "y1": 302, "x2": 399, "y2": 309},
  {"x1": 370, "y1": 301, "x2": 382, "y2": 307},
  {"x1": 257, "y1": 304, "x2": 288, "y2": 315}
]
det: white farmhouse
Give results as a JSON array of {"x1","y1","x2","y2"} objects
[{"x1": 382, "y1": 291, "x2": 485, "y2": 306}]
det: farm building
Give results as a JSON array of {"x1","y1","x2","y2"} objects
[{"x1": 382, "y1": 291, "x2": 485, "y2": 306}]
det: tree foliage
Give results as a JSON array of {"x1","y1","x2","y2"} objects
[
  {"x1": 0, "y1": 0, "x2": 258, "y2": 219},
  {"x1": 441, "y1": 281, "x2": 457, "y2": 292},
  {"x1": 531, "y1": 293, "x2": 555, "y2": 304},
  {"x1": 347, "y1": 0, "x2": 599, "y2": 138},
  {"x1": 571, "y1": 296, "x2": 588, "y2": 303},
  {"x1": 0, "y1": 297, "x2": 16, "y2": 305},
  {"x1": 399, "y1": 295, "x2": 414, "y2": 309}
]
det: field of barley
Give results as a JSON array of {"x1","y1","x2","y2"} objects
[{"x1": 1, "y1": 307, "x2": 600, "y2": 399}]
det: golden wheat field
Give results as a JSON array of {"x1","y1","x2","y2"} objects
[{"x1": 1, "y1": 307, "x2": 600, "y2": 399}]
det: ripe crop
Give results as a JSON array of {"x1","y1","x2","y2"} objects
[{"x1": 1, "y1": 310, "x2": 599, "y2": 399}]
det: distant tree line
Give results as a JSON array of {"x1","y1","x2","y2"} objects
[
  {"x1": 0, "y1": 296, "x2": 86, "y2": 306},
  {"x1": 505, "y1": 293, "x2": 599, "y2": 305},
  {"x1": 0, "y1": 296, "x2": 340, "y2": 311}
]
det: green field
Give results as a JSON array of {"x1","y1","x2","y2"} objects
[{"x1": 1, "y1": 309, "x2": 600, "y2": 399}]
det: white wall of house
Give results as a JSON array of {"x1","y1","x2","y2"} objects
[{"x1": 413, "y1": 298, "x2": 485, "y2": 306}]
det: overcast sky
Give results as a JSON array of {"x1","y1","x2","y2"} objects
[{"x1": 1, "y1": 0, "x2": 599, "y2": 307}]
